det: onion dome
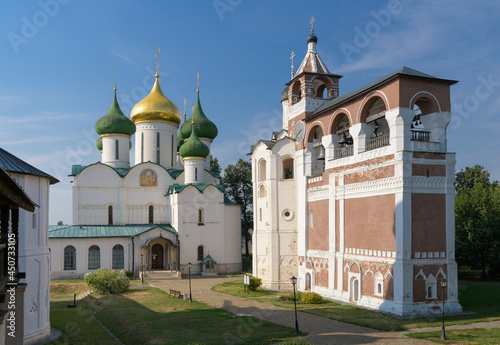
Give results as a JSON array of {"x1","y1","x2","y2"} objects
[
  {"x1": 191, "y1": 92, "x2": 218, "y2": 140},
  {"x1": 281, "y1": 87, "x2": 288, "y2": 102},
  {"x1": 179, "y1": 120, "x2": 209, "y2": 158},
  {"x1": 177, "y1": 112, "x2": 189, "y2": 151},
  {"x1": 95, "y1": 89, "x2": 136, "y2": 136},
  {"x1": 130, "y1": 75, "x2": 181, "y2": 126},
  {"x1": 307, "y1": 33, "x2": 318, "y2": 44},
  {"x1": 96, "y1": 137, "x2": 103, "y2": 151}
]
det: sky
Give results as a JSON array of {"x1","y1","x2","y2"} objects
[{"x1": 0, "y1": 0, "x2": 499, "y2": 225}]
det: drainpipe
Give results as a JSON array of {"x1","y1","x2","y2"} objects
[
  {"x1": 131, "y1": 236, "x2": 135, "y2": 277},
  {"x1": 176, "y1": 234, "x2": 180, "y2": 272}
]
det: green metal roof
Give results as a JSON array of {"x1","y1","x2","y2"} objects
[
  {"x1": 49, "y1": 224, "x2": 177, "y2": 239},
  {"x1": 201, "y1": 254, "x2": 217, "y2": 264},
  {"x1": 166, "y1": 183, "x2": 225, "y2": 195},
  {"x1": 70, "y1": 162, "x2": 184, "y2": 179},
  {"x1": 95, "y1": 90, "x2": 136, "y2": 136},
  {"x1": 179, "y1": 120, "x2": 210, "y2": 158},
  {"x1": 178, "y1": 93, "x2": 218, "y2": 141},
  {"x1": 0, "y1": 147, "x2": 59, "y2": 184}
]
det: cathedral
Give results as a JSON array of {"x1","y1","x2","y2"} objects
[
  {"x1": 251, "y1": 24, "x2": 463, "y2": 316},
  {"x1": 49, "y1": 59, "x2": 242, "y2": 279}
]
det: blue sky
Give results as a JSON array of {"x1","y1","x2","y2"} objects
[{"x1": 1, "y1": 0, "x2": 499, "y2": 224}]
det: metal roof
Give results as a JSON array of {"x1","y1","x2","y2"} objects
[
  {"x1": 49, "y1": 224, "x2": 177, "y2": 239},
  {"x1": 0, "y1": 147, "x2": 59, "y2": 184},
  {"x1": 166, "y1": 183, "x2": 225, "y2": 195},
  {"x1": 307, "y1": 66, "x2": 458, "y2": 120},
  {"x1": 0, "y1": 165, "x2": 37, "y2": 211}
]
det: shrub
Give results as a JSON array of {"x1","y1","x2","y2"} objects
[
  {"x1": 248, "y1": 277, "x2": 262, "y2": 291},
  {"x1": 125, "y1": 270, "x2": 134, "y2": 279},
  {"x1": 300, "y1": 292, "x2": 323, "y2": 304},
  {"x1": 278, "y1": 293, "x2": 295, "y2": 302},
  {"x1": 84, "y1": 268, "x2": 130, "y2": 294}
]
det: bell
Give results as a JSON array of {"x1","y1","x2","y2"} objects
[
  {"x1": 317, "y1": 144, "x2": 325, "y2": 160},
  {"x1": 338, "y1": 132, "x2": 347, "y2": 146}
]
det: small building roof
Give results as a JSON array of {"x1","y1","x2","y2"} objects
[
  {"x1": 0, "y1": 165, "x2": 37, "y2": 211},
  {"x1": 166, "y1": 183, "x2": 225, "y2": 195},
  {"x1": 0, "y1": 147, "x2": 59, "y2": 184},
  {"x1": 49, "y1": 224, "x2": 177, "y2": 239}
]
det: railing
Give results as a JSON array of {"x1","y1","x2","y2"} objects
[
  {"x1": 411, "y1": 130, "x2": 430, "y2": 142},
  {"x1": 365, "y1": 131, "x2": 390, "y2": 151},
  {"x1": 333, "y1": 144, "x2": 354, "y2": 159}
]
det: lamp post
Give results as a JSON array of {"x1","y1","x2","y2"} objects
[
  {"x1": 188, "y1": 262, "x2": 192, "y2": 302},
  {"x1": 441, "y1": 279, "x2": 447, "y2": 341},
  {"x1": 140, "y1": 254, "x2": 144, "y2": 284},
  {"x1": 291, "y1": 276, "x2": 299, "y2": 336}
]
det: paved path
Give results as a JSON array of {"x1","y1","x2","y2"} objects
[{"x1": 148, "y1": 276, "x2": 434, "y2": 345}]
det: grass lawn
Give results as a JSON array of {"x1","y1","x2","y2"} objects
[
  {"x1": 212, "y1": 280, "x2": 338, "y2": 309},
  {"x1": 407, "y1": 327, "x2": 500, "y2": 345},
  {"x1": 50, "y1": 279, "x2": 89, "y2": 299},
  {"x1": 49, "y1": 286, "x2": 300, "y2": 345},
  {"x1": 213, "y1": 279, "x2": 500, "y2": 332}
]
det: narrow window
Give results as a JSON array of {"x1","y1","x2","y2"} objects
[
  {"x1": 259, "y1": 208, "x2": 262, "y2": 221},
  {"x1": 115, "y1": 140, "x2": 119, "y2": 160},
  {"x1": 112, "y1": 244, "x2": 124, "y2": 269},
  {"x1": 108, "y1": 205, "x2": 113, "y2": 225},
  {"x1": 197, "y1": 246, "x2": 204, "y2": 261},
  {"x1": 427, "y1": 286, "x2": 432, "y2": 298},
  {"x1": 88, "y1": 245, "x2": 100, "y2": 270},
  {"x1": 198, "y1": 208, "x2": 204, "y2": 225},
  {"x1": 378, "y1": 283, "x2": 382, "y2": 294},
  {"x1": 309, "y1": 210, "x2": 314, "y2": 227},
  {"x1": 195, "y1": 167, "x2": 198, "y2": 182},
  {"x1": 32, "y1": 213, "x2": 36, "y2": 229},
  {"x1": 149, "y1": 205, "x2": 154, "y2": 224},
  {"x1": 141, "y1": 132, "x2": 144, "y2": 163},
  {"x1": 282, "y1": 158, "x2": 294, "y2": 179},
  {"x1": 171, "y1": 134, "x2": 174, "y2": 167},
  {"x1": 156, "y1": 132, "x2": 160, "y2": 164},
  {"x1": 64, "y1": 246, "x2": 76, "y2": 270}
]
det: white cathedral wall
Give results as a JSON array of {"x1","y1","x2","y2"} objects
[
  {"x1": 13, "y1": 173, "x2": 51, "y2": 344},
  {"x1": 101, "y1": 134, "x2": 131, "y2": 169},
  {"x1": 134, "y1": 121, "x2": 178, "y2": 169}
]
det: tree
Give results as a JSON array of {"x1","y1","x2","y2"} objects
[
  {"x1": 210, "y1": 155, "x2": 221, "y2": 176},
  {"x1": 455, "y1": 166, "x2": 500, "y2": 279},
  {"x1": 57, "y1": 220, "x2": 64, "y2": 226},
  {"x1": 222, "y1": 158, "x2": 253, "y2": 257}
]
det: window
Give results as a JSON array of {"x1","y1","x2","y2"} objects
[
  {"x1": 282, "y1": 158, "x2": 294, "y2": 179},
  {"x1": 309, "y1": 210, "x2": 314, "y2": 227},
  {"x1": 108, "y1": 205, "x2": 113, "y2": 225},
  {"x1": 259, "y1": 208, "x2": 262, "y2": 221},
  {"x1": 374, "y1": 272, "x2": 384, "y2": 297},
  {"x1": 115, "y1": 140, "x2": 119, "y2": 160},
  {"x1": 171, "y1": 134, "x2": 174, "y2": 167},
  {"x1": 198, "y1": 208, "x2": 204, "y2": 225},
  {"x1": 156, "y1": 132, "x2": 160, "y2": 164},
  {"x1": 259, "y1": 185, "x2": 266, "y2": 198},
  {"x1": 112, "y1": 244, "x2": 124, "y2": 269},
  {"x1": 32, "y1": 213, "x2": 36, "y2": 229},
  {"x1": 258, "y1": 160, "x2": 267, "y2": 181},
  {"x1": 148, "y1": 205, "x2": 154, "y2": 224},
  {"x1": 64, "y1": 246, "x2": 76, "y2": 270},
  {"x1": 426, "y1": 274, "x2": 437, "y2": 299},
  {"x1": 88, "y1": 245, "x2": 100, "y2": 270},
  {"x1": 141, "y1": 132, "x2": 144, "y2": 163},
  {"x1": 197, "y1": 246, "x2": 204, "y2": 261},
  {"x1": 195, "y1": 167, "x2": 198, "y2": 182}
]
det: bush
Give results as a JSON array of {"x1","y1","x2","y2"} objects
[
  {"x1": 125, "y1": 271, "x2": 134, "y2": 279},
  {"x1": 300, "y1": 292, "x2": 323, "y2": 304},
  {"x1": 278, "y1": 293, "x2": 295, "y2": 302},
  {"x1": 84, "y1": 268, "x2": 130, "y2": 294},
  {"x1": 248, "y1": 277, "x2": 262, "y2": 291}
]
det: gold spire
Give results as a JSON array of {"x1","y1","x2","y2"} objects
[
  {"x1": 196, "y1": 71, "x2": 200, "y2": 93},
  {"x1": 183, "y1": 97, "x2": 187, "y2": 121},
  {"x1": 192, "y1": 103, "x2": 194, "y2": 112},
  {"x1": 155, "y1": 43, "x2": 160, "y2": 78},
  {"x1": 310, "y1": 16, "x2": 315, "y2": 33},
  {"x1": 114, "y1": 67, "x2": 117, "y2": 91}
]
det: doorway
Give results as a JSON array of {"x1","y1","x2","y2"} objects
[{"x1": 151, "y1": 244, "x2": 164, "y2": 270}]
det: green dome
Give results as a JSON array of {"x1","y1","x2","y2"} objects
[
  {"x1": 179, "y1": 121, "x2": 209, "y2": 158},
  {"x1": 96, "y1": 137, "x2": 103, "y2": 151},
  {"x1": 95, "y1": 90, "x2": 136, "y2": 136},
  {"x1": 178, "y1": 112, "x2": 192, "y2": 142},
  {"x1": 192, "y1": 93, "x2": 218, "y2": 140}
]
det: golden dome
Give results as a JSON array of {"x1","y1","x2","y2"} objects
[{"x1": 130, "y1": 75, "x2": 182, "y2": 126}]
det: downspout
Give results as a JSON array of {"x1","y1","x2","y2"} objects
[
  {"x1": 176, "y1": 233, "x2": 180, "y2": 272},
  {"x1": 131, "y1": 236, "x2": 135, "y2": 276}
]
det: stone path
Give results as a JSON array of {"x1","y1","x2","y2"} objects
[{"x1": 149, "y1": 276, "x2": 435, "y2": 345}]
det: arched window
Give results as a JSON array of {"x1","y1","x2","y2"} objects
[
  {"x1": 156, "y1": 132, "x2": 160, "y2": 164},
  {"x1": 198, "y1": 208, "x2": 204, "y2": 225},
  {"x1": 115, "y1": 140, "x2": 119, "y2": 160},
  {"x1": 64, "y1": 246, "x2": 76, "y2": 270},
  {"x1": 259, "y1": 208, "x2": 262, "y2": 221},
  {"x1": 363, "y1": 97, "x2": 390, "y2": 151},
  {"x1": 112, "y1": 244, "x2": 124, "y2": 269},
  {"x1": 425, "y1": 274, "x2": 437, "y2": 299},
  {"x1": 374, "y1": 272, "x2": 384, "y2": 297},
  {"x1": 195, "y1": 167, "x2": 198, "y2": 181},
  {"x1": 258, "y1": 185, "x2": 266, "y2": 198},
  {"x1": 171, "y1": 134, "x2": 174, "y2": 167},
  {"x1": 88, "y1": 245, "x2": 100, "y2": 270},
  {"x1": 197, "y1": 246, "x2": 204, "y2": 261},
  {"x1": 282, "y1": 158, "x2": 294, "y2": 179},
  {"x1": 258, "y1": 159, "x2": 267, "y2": 181},
  {"x1": 108, "y1": 205, "x2": 113, "y2": 225},
  {"x1": 148, "y1": 205, "x2": 154, "y2": 224},
  {"x1": 141, "y1": 132, "x2": 144, "y2": 163}
]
